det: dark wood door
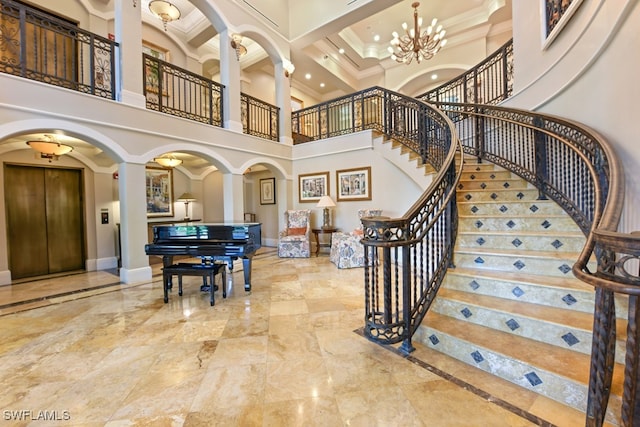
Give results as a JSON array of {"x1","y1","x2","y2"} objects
[{"x1": 5, "y1": 165, "x2": 85, "y2": 279}]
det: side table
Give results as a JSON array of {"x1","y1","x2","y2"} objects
[{"x1": 312, "y1": 227, "x2": 338, "y2": 256}]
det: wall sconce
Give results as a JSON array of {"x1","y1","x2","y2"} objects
[
  {"x1": 230, "y1": 34, "x2": 247, "y2": 60},
  {"x1": 149, "y1": 0, "x2": 181, "y2": 31},
  {"x1": 316, "y1": 195, "x2": 337, "y2": 229},
  {"x1": 133, "y1": 0, "x2": 137, "y2": 6},
  {"x1": 26, "y1": 135, "x2": 73, "y2": 163},
  {"x1": 177, "y1": 192, "x2": 197, "y2": 220},
  {"x1": 154, "y1": 153, "x2": 182, "y2": 168},
  {"x1": 284, "y1": 61, "x2": 295, "y2": 78}
]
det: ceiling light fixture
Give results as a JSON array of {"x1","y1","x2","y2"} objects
[
  {"x1": 154, "y1": 154, "x2": 182, "y2": 168},
  {"x1": 230, "y1": 34, "x2": 247, "y2": 60},
  {"x1": 26, "y1": 135, "x2": 73, "y2": 162},
  {"x1": 149, "y1": 0, "x2": 181, "y2": 31},
  {"x1": 388, "y1": 2, "x2": 447, "y2": 65}
]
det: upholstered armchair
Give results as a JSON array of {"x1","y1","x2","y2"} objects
[
  {"x1": 330, "y1": 209, "x2": 382, "y2": 268},
  {"x1": 278, "y1": 209, "x2": 312, "y2": 258}
]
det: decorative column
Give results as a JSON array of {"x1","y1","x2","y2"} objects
[
  {"x1": 114, "y1": 0, "x2": 145, "y2": 107},
  {"x1": 275, "y1": 60, "x2": 293, "y2": 145},
  {"x1": 219, "y1": 29, "x2": 243, "y2": 133},
  {"x1": 222, "y1": 172, "x2": 245, "y2": 222},
  {"x1": 118, "y1": 162, "x2": 152, "y2": 283}
]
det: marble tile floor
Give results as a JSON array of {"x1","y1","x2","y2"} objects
[{"x1": 0, "y1": 248, "x2": 597, "y2": 426}]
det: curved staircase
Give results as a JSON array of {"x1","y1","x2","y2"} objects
[{"x1": 415, "y1": 157, "x2": 627, "y2": 424}]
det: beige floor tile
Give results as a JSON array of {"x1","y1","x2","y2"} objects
[{"x1": 0, "y1": 247, "x2": 597, "y2": 425}]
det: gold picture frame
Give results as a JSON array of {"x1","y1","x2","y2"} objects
[
  {"x1": 336, "y1": 166, "x2": 372, "y2": 201},
  {"x1": 146, "y1": 167, "x2": 174, "y2": 217},
  {"x1": 298, "y1": 171, "x2": 329, "y2": 203}
]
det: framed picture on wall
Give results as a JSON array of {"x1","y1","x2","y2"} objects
[
  {"x1": 260, "y1": 178, "x2": 276, "y2": 205},
  {"x1": 542, "y1": 0, "x2": 584, "y2": 49},
  {"x1": 146, "y1": 167, "x2": 174, "y2": 217},
  {"x1": 336, "y1": 166, "x2": 371, "y2": 201},
  {"x1": 298, "y1": 171, "x2": 329, "y2": 203}
]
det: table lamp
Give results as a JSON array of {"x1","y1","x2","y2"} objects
[
  {"x1": 316, "y1": 195, "x2": 336, "y2": 229},
  {"x1": 177, "y1": 192, "x2": 196, "y2": 220}
]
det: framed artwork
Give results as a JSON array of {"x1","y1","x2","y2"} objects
[
  {"x1": 146, "y1": 167, "x2": 174, "y2": 217},
  {"x1": 337, "y1": 166, "x2": 371, "y2": 201},
  {"x1": 542, "y1": 0, "x2": 583, "y2": 49},
  {"x1": 298, "y1": 171, "x2": 329, "y2": 203},
  {"x1": 260, "y1": 177, "x2": 276, "y2": 205}
]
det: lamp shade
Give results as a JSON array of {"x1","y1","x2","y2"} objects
[
  {"x1": 177, "y1": 192, "x2": 196, "y2": 202},
  {"x1": 316, "y1": 195, "x2": 336, "y2": 208}
]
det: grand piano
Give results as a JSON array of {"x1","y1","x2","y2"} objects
[{"x1": 145, "y1": 222, "x2": 261, "y2": 292}]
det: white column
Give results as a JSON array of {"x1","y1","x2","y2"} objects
[
  {"x1": 114, "y1": 0, "x2": 145, "y2": 107},
  {"x1": 275, "y1": 61, "x2": 293, "y2": 145},
  {"x1": 219, "y1": 29, "x2": 243, "y2": 133},
  {"x1": 222, "y1": 172, "x2": 245, "y2": 222},
  {"x1": 118, "y1": 162, "x2": 152, "y2": 283}
]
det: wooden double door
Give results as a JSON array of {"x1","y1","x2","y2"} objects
[{"x1": 5, "y1": 164, "x2": 85, "y2": 280}]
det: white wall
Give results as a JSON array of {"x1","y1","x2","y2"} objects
[
  {"x1": 507, "y1": 0, "x2": 640, "y2": 233},
  {"x1": 292, "y1": 131, "x2": 423, "y2": 232}
]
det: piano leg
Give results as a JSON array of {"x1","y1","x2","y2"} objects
[
  {"x1": 163, "y1": 255, "x2": 175, "y2": 289},
  {"x1": 242, "y1": 257, "x2": 252, "y2": 292}
]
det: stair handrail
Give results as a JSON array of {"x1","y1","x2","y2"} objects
[
  {"x1": 432, "y1": 101, "x2": 630, "y2": 427},
  {"x1": 360, "y1": 93, "x2": 463, "y2": 354}
]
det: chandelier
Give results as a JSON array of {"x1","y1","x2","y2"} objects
[
  {"x1": 149, "y1": 0, "x2": 181, "y2": 31},
  {"x1": 388, "y1": 2, "x2": 447, "y2": 64}
]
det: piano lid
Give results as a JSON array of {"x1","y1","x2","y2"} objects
[{"x1": 152, "y1": 222, "x2": 261, "y2": 241}]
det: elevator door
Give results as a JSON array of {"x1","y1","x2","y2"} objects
[{"x1": 5, "y1": 164, "x2": 85, "y2": 279}]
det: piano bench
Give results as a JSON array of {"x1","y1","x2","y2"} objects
[{"x1": 162, "y1": 263, "x2": 227, "y2": 306}]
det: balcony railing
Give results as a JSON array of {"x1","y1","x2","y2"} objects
[
  {"x1": 241, "y1": 92, "x2": 279, "y2": 142},
  {"x1": 143, "y1": 53, "x2": 224, "y2": 127},
  {"x1": 416, "y1": 39, "x2": 514, "y2": 106},
  {"x1": 1, "y1": 0, "x2": 280, "y2": 141},
  {"x1": 0, "y1": 0, "x2": 118, "y2": 99}
]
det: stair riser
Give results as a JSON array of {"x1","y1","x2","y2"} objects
[
  {"x1": 458, "y1": 216, "x2": 582, "y2": 233},
  {"x1": 458, "y1": 189, "x2": 541, "y2": 202},
  {"x1": 444, "y1": 272, "x2": 596, "y2": 313},
  {"x1": 456, "y1": 233, "x2": 586, "y2": 253},
  {"x1": 453, "y1": 253, "x2": 580, "y2": 278},
  {"x1": 431, "y1": 297, "x2": 626, "y2": 364},
  {"x1": 458, "y1": 201, "x2": 568, "y2": 216},
  {"x1": 413, "y1": 326, "x2": 622, "y2": 423},
  {"x1": 460, "y1": 171, "x2": 514, "y2": 181},
  {"x1": 458, "y1": 182, "x2": 528, "y2": 191}
]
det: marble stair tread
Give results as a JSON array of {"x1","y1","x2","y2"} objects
[
  {"x1": 421, "y1": 311, "x2": 625, "y2": 396},
  {"x1": 436, "y1": 288, "x2": 628, "y2": 341}
]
